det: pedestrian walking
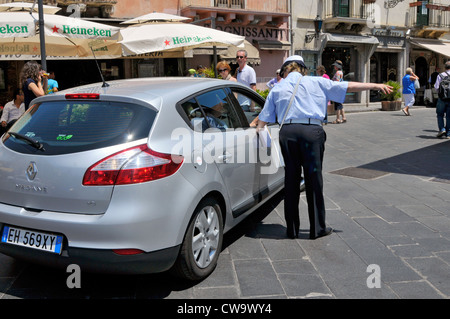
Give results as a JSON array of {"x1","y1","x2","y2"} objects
[
  {"x1": 236, "y1": 49, "x2": 257, "y2": 91},
  {"x1": 434, "y1": 61, "x2": 450, "y2": 138},
  {"x1": 401, "y1": 67, "x2": 419, "y2": 116},
  {"x1": 331, "y1": 60, "x2": 347, "y2": 124},
  {"x1": 266, "y1": 69, "x2": 282, "y2": 90},
  {"x1": 256, "y1": 55, "x2": 392, "y2": 240}
]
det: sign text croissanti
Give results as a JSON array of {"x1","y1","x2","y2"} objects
[{"x1": 55, "y1": 25, "x2": 113, "y2": 37}]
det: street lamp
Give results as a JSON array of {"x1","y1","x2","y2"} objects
[{"x1": 305, "y1": 15, "x2": 323, "y2": 43}]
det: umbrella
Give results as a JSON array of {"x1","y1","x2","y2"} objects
[
  {"x1": 0, "y1": 1, "x2": 61, "y2": 14},
  {"x1": 219, "y1": 40, "x2": 260, "y2": 64},
  {"x1": 118, "y1": 22, "x2": 244, "y2": 56},
  {"x1": 121, "y1": 12, "x2": 191, "y2": 24},
  {"x1": 0, "y1": 11, "x2": 121, "y2": 58}
]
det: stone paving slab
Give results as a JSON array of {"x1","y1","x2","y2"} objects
[{"x1": 1, "y1": 107, "x2": 450, "y2": 300}]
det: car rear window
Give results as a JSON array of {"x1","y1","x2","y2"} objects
[{"x1": 2, "y1": 101, "x2": 156, "y2": 155}]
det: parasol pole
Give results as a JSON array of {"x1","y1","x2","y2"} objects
[
  {"x1": 211, "y1": 17, "x2": 217, "y2": 79},
  {"x1": 37, "y1": 0, "x2": 47, "y2": 71},
  {"x1": 191, "y1": 17, "x2": 218, "y2": 78}
]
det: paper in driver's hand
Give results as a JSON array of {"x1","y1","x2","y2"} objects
[
  {"x1": 258, "y1": 125, "x2": 285, "y2": 168},
  {"x1": 258, "y1": 126, "x2": 272, "y2": 148}
]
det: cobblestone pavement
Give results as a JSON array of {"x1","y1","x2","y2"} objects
[{"x1": 1, "y1": 107, "x2": 449, "y2": 300}]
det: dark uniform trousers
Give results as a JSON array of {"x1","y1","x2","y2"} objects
[{"x1": 279, "y1": 123, "x2": 326, "y2": 238}]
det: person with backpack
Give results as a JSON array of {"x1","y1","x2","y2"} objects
[{"x1": 434, "y1": 61, "x2": 450, "y2": 139}]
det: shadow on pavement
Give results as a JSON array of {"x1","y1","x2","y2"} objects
[
  {"x1": 332, "y1": 138, "x2": 450, "y2": 182},
  {"x1": 0, "y1": 191, "x2": 286, "y2": 299}
]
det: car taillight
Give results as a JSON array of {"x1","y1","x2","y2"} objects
[
  {"x1": 83, "y1": 144, "x2": 183, "y2": 186},
  {"x1": 65, "y1": 93, "x2": 100, "y2": 100}
]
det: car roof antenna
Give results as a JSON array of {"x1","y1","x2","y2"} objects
[{"x1": 90, "y1": 46, "x2": 109, "y2": 88}]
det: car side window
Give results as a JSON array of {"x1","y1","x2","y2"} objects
[
  {"x1": 229, "y1": 89, "x2": 263, "y2": 127},
  {"x1": 181, "y1": 89, "x2": 241, "y2": 132}
]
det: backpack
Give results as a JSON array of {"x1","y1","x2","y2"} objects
[{"x1": 438, "y1": 71, "x2": 450, "y2": 101}]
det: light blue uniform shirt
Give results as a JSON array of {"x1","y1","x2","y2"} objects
[{"x1": 259, "y1": 72, "x2": 348, "y2": 124}]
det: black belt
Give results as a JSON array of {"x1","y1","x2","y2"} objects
[{"x1": 284, "y1": 118, "x2": 322, "y2": 126}]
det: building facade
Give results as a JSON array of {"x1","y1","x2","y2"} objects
[
  {"x1": 111, "y1": 0, "x2": 291, "y2": 90},
  {"x1": 292, "y1": 0, "x2": 450, "y2": 109}
]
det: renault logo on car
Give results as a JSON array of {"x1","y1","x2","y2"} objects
[{"x1": 26, "y1": 162, "x2": 37, "y2": 181}]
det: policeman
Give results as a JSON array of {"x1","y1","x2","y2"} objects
[{"x1": 257, "y1": 55, "x2": 392, "y2": 240}]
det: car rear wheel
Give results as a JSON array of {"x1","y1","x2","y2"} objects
[{"x1": 172, "y1": 198, "x2": 223, "y2": 281}]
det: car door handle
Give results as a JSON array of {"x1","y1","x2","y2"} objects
[{"x1": 218, "y1": 152, "x2": 232, "y2": 163}]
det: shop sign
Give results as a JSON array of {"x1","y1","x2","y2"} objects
[
  {"x1": 215, "y1": 25, "x2": 287, "y2": 41},
  {"x1": 372, "y1": 28, "x2": 405, "y2": 37},
  {"x1": 377, "y1": 37, "x2": 405, "y2": 47},
  {"x1": 372, "y1": 28, "x2": 405, "y2": 47}
]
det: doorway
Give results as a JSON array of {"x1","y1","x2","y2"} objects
[
  {"x1": 415, "y1": 56, "x2": 428, "y2": 87},
  {"x1": 414, "y1": 56, "x2": 428, "y2": 105}
]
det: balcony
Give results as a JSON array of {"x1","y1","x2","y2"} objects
[
  {"x1": 214, "y1": 0, "x2": 244, "y2": 9},
  {"x1": 322, "y1": 0, "x2": 376, "y2": 33},
  {"x1": 180, "y1": 0, "x2": 289, "y2": 26},
  {"x1": 408, "y1": 1, "x2": 450, "y2": 38},
  {"x1": 181, "y1": 0, "x2": 288, "y2": 13}
]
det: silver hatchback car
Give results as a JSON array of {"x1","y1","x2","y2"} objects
[{"x1": 0, "y1": 77, "x2": 286, "y2": 280}]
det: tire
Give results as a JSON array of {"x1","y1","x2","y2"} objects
[{"x1": 172, "y1": 197, "x2": 223, "y2": 281}]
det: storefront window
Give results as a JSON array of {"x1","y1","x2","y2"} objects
[
  {"x1": 322, "y1": 46, "x2": 358, "y2": 102},
  {"x1": 297, "y1": 51, "x2": 319, "y2": 76},
  {"x1": 370, "y1": 56, "x2": 380, "y2": 102},
  {"x1": 369, "y1": 52, "x2": 399, "y2": 102},
  {"x1": 136, "y1": 60, "x2": 164, "y2": 78}
]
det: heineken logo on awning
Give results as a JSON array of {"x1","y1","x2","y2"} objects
[
  {"x1": 169, "y1": 35, "x2": 213, "y2": 46},
  {"x1": 0, "y1": 24, "x2": 29, "y2": 35},
  {"x1": 51, "y1": 25, "x2": 112, "y2": 37},
  {"x1": 0, "y1": 44, "x2": 38, "y2": 54}
]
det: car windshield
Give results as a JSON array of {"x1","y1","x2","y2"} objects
[{"x1": 2, "y1": 101, "x2": 156, "y2": 155}]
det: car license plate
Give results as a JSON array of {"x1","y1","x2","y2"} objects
[{"x1": 1, "y1": 225, "x2": 63, "y2": 254}]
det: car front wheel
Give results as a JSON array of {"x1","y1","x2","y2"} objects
[{"x1": 172, "y1": 198, "x2": 223, "y2": 281}]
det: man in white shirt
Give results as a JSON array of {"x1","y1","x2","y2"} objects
[
  {"x1": 236, "y1": 49, "x2": 257, "y2": 91},
  {"x1": 1, "y1": 88, "x2": 25, "y2": 133}
]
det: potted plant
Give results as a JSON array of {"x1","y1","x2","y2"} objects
[{"x1": 380, "y1": 80, "x2": 402, "y2": 111}]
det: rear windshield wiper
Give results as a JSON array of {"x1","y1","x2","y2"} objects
[{"x1": 8, "y1": 132, "x2": 45, "y2": 151}]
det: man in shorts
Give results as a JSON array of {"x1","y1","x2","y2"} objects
[{"x1": 401, "y1": 68, "x2": 419, "y2": 116}]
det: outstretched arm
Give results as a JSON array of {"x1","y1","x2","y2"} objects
[{"x1": 347, "y1": 82, "x2": 393, "y2": 95}]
